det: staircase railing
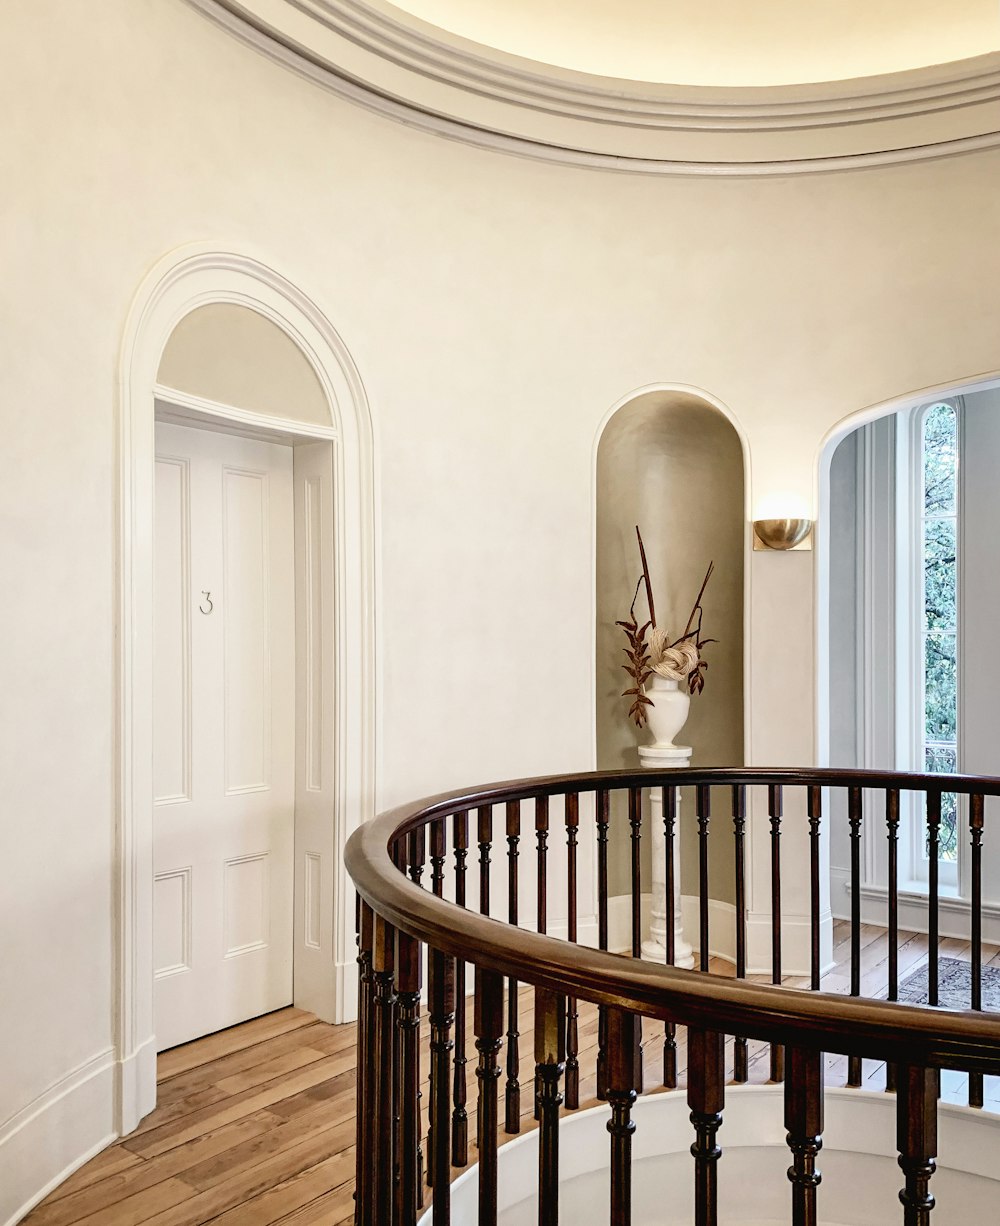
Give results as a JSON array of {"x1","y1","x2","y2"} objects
[{"x1": 346, "y1": 767, "x2": 1000, "y2": 1226}]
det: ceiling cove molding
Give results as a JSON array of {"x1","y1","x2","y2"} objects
[{"x1": 190, "y1": 0, "x2": 1000, "y2": 174}]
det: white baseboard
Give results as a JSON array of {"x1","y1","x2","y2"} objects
[
  {"x1": 116, "y1": 1034, "x2": 157, "y2": 1135},
  {"x1": 335, "y1": 956, "x2": 359, "y2": 1024},
  {"x1": 830, "y1": 865, "x2": 1000, "y2": 946},
  {"x1": 606, "y1": 893, "x2": 735, "y2": 964},
  {"x1": 746, "y1": 908, "x2": 836, "y2": 978},
  {"x1": 606, "y1": 893, "x2": 653, "y2": 955},
  {"x1": 679, "y1": 896, "x2": 737, "y2": 965},
  {"x1": 604, "y1": 893, "x2": 834, "y2": 979},
  {"x1": 0, "y1": 1049, "x2": 117, "y2": 1226}
]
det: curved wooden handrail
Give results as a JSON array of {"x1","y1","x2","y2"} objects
[{"x1": 346, "y1": 766, "x2": 1000, "y2": 1075}]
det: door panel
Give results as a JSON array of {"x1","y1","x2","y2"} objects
[{"x1": 154, "y1": 422, "x2": 295, "y2": 1051}]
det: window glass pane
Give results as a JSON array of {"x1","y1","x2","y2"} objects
[
  {"x1": 923, "y1": 518, "x2": 957, "y2": 631},
  {"x1": 924, "y1": 746, "x2": 958, "y2": 862},
  {"x1": 924, "y1": 632, "x2": 957, "y2": 742},
  {"x1": 923, "y1": 403, "x2": 957, "y2": 515},
  {"x1": 925, "y1": 744, "x2": 957, "y2": 773}
]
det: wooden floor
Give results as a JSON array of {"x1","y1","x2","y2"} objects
[{"x1": 25, "y1": 921, "x2": 1000, "y2": 1225}]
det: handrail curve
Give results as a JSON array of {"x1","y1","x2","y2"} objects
[{"x1": 346, "y1": 766, "x2": 1000, "y2": 1076}]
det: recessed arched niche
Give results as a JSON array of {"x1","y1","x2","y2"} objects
[{"x1": 596, "y1": 389, "x2": 745, "y2": 913}]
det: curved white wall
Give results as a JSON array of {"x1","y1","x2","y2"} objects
[{"x1": 4, "y1": 0, "x2": 1000, "y2": 1220}]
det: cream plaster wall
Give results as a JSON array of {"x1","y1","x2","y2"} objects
[{"x1": 4, "y1": 0, "x2": 1000, "y2": 1218}]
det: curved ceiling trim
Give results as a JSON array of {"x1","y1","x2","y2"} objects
[{"x1": 190, "y1": 0, "x2": 1000, "y2": 174}]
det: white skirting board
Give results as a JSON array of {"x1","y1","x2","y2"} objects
[
  {"x1": 830, "y1": 865, "x2": 1000, "y2": 945},
  {"x1": 607, "y1": 893, "x2": 834, "y2": 977},
  {"x1": 116, "y1": 1035, "x2": 158, "y2": 1136},
  {"x1": 0, "y1": 1050, "x2": 117, "y2": 1226}
]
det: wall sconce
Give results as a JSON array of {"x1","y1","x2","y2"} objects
[{"x1": 752, "y1": 518, "x2": 814, "y2": 551}]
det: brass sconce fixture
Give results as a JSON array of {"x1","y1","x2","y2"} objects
[{"x1": 752, "y1": 518, "x2": 813, "y2": 551}]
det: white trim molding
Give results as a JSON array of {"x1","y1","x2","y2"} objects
[
  {"x1": 606, "y1": 892, "x2": 830, "y2": 977},
  {"x1": 116, "y1": 245, "x2": 377, "y2": 1131},
  {"x1": 831, "y1": 866, "x2": 1000, "y2": 949},
  {"x1": 0, "y1": 1050, "x2": 116, "y2": 1226},
  {"x1": 187, "y1": 0, "x2": 1000, "y2": 175}
]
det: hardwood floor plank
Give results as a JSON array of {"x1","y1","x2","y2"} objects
[
  {"x1": 204, "y1": 1154, "x2": 355, "y2": 1226},
  {"x1": 44, "y1": 1149, "x2": 145, "y2": 1204},
  {"x1": 126, "y1": 1054, "x2": 355, "y2": 1159},
  {"x1": 213, "y1": 1047, "x2": 329, "y2": 1095},
  {"x1": 25, "y1": 1117, "x2": 282, "y2": 1226},
  {"x1": 65, "y1": 1178, "x2": 197, "y2": 1226},
  {"x1": 156, "y1": 1023, "x2": 335, "y2": 1107},
  {"x1": 156, "y1": 1009, "x2": 314, "y2": 1081}
]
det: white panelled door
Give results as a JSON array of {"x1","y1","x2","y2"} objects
[{"x1": 153, "y1": 421, "x2": 295, "y2": 1051}]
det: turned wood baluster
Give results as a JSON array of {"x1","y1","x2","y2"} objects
[
  {"x1": 396, "y1": 930, "x2": 423, "y2": 1226},
  {"x1": 626, "y1": 784, "x2": 645, "y2": 1095},
  {"x1": 424, "y1": 824, "x2": 446, "y2": 1194},
  {"x1": 886, "y1": 788, "x2": 900, "y2": 1094},
  {"x1": 769, "y1": 783, "x2": 784, "y2": 1083},
  {"x1": 390, "y1": 841, "x2": 405, "y2": 1212},
  {"x1": 969, "y1": 793, "x2": 984, "y2": 1109},
  {"x1": 664, "y1": 783, "x2": 678, "y2": 1089},
  {"x1": 607, "y1": 1008, "x2": 641, "y2": 1226},
  {"x1": 785, "y1": 1046, "x2": 824, "y2": 1226},
  {"x1": 475, "y1": 969, "x2": 504, "y2": 1226},
  {"x1": 536, "y1": 796, "x2": 549, "y2": 935},
  {"x1": 356, "y1": 900, "x2": 375, "y2": 1226},
  {"x1": 926, "y1": 791, "x2": 940, "y2": 1009},
  {"x1": 535, "y1": 796, "x2": 550, "y2": 1121},
  {"x1": 372, "y1": 915, "x2": 398, "y2": 1226},
  {"x1": 478, "y1": 805, "x2": 493, "y2": 918},
  {"x1": 808, "y1": 786, "x2": 821, "y2": 993},
  {"x1": 452, "y1": 811, "x2": 470, "y2": 1168},
  {"x1": 430, "y1": 819, "x2": 446, "y2": 898},
  {"x1": 535, "y1": 988, "x2": 566, "y2": 1226},
  {"x1": 697, "y1": 783, "x2": 711, "y2": 973},
  {"x1": 733, "y1": 784, "x2": 748, "y2": 1084},
  {"x1": 847, "y1": 786, "x2": 864, "y2": 1088},
  {"x1": 505, "y1": 799, "x2": 521, "y2": 1133},
  {"x1": 408, "y1": 827, "x2": 426, "y2": 888},
  {"x1": 688, "y1": 1028, "x2": 726, "y2": 1226},
  {"x1": 565, "y1": 792, "x2": 580, "y2": 1110},
  {"x1": 597, "y1": 787, "x2": 610, "y2": 1102},
  {"x1": 897, "y1": 1065, "x2": 937, "y2": 1226},
  {"x1": 429, "y1": 946, "x2": 456, "y2": 1224},
  {"x1": 629, "y1": 786, "x2": 642, "y2": 959}
]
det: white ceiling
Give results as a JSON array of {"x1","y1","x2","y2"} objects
[{"x1": 388, "y1": 0, "x2": 1000, "y2": 86}]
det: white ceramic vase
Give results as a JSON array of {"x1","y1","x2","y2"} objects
[{"x1": 644, "y1": 674, "x2": 691, "y2": 748}]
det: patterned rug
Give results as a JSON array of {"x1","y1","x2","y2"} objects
[{"x1": 895, "y1": 957, "x2": 1000, "y2": 1010}]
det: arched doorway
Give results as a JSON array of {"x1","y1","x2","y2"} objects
[
  {"x1": 818, "y1": 375, "x2": 1000, "y2": 961},
  {"x1": 116, "y1": 247, "x2": 376, "y2": 1129}
]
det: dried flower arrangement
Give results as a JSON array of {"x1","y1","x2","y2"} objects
[{"x1": 617, "y1": 525, "x2": 716, "y2": 728}]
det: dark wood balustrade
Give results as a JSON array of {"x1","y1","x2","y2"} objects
[{"x1": 346, "y1": 768, "x2": 1000, "y2": 1226}]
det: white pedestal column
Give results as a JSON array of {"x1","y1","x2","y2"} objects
[{"x1": 638, "y1": 743, "x2": 695, "y2": 969}]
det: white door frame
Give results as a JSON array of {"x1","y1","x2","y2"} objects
[{"x1": 116, "y1": 246, "x2": 377, "y2": 1132}]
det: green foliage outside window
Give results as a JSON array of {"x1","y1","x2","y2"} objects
[{"x1": 921, "y1": 403, "x2": 958, "y2": 861}]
